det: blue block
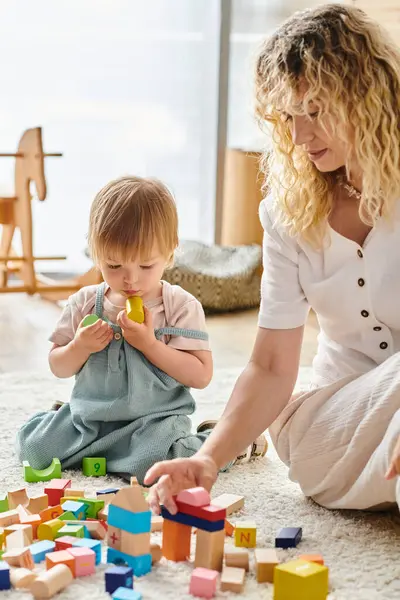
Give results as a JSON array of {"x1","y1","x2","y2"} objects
[
  {"x1": 275, "y1": 527, "x2": 303, "y2": 549},
  {"x1": 29, "y1": 540, "x2": 56, "y2": 563},
  {"x1": 72, "y1": 538, "x2": 102, "y2": 565},
  {"x1": 108, "y1": 505, "x2": 151, "y2": 535},
  {"x1": 105, "y1": 565, "x2": 133, "y2": 594},
  {"x1": 0, "y1": 562, "x2": 10, "y2": 590},
  {"x1": 107, "y1": 548, "x2": 152, "y2": 577},
  {"x1": 112, "y1": 587, "x2": 142, "y2": 600},
  {"x1": 97, "y1": 487, "x2": 120, "y2": 496},
  {"x1": 161, "y1": 506, "x2": 225, "y2": 532},
  {"x1": 62, "y1": 500, "x2": 88, "y2": 520}
]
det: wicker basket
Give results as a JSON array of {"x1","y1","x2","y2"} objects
[{"x1": 163, "y1": 240, "x2": 262, "y2": 313}]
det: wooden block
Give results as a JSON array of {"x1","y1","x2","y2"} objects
[
  {"x1": 254, "y1": 548, "x2": 279, "y2": 583},
  {"x1": 120, "y1": 531, "x2": 150, "y2": 557},
  {"x1": 44, "y1": 480, "x2": 72, "y2": 507},
  {"x1": 10, "y1": 567, "x2": 37, "y2": 588},
  {"x1": 40, "y1": 505, "x2": 63, "y2": 523},
  {"x1": 82, "y1": 457, "x2": 106, "y2": 477},
  {"x1": 0, "y1": 561, "x2": 10, "y2": 590},
  {"x1": 176, "y1": 487, "x2": 210, "y2": 507},
  {"x1": 274, "y1": 559, "x2": 329, "y2": 600},
  {"x1": 7, "y1": 489, "x2": 29, "y2": 510},
  {"x1": 30, "y1": 563, "x2": 73, "y2": 599},
  {"x1": 46, "y1": 550, "x2": 76, "y2": 577},
  {"x1": 189, "y1": 567, "x2": 218, "y2": 598},
  {"x1": 6, "y1": 529, "x2": 30, "y2": 550},
  {"x1": 66, "y1": 547, "x2": 96, "y2": 576},
  {"x1": 211, "y1": 494, "x2": 244, "y2": 516},
  {"x1": 0, "y1": 527, "x2": 4, "y2": 548},
  {"x1": 64, "y1": 489, "x2": 85, "y2": 498},
  {"x1": 5, "y1": 524, "x2": 33, "y2": 545},
  {"x1": 224, "y1": 545, "x2": 249, "y2": 571},
  {"x1": 20, "y1": 514, "x2": 41, "y2": 539},
  {"x1": 2, "y1": 548, "x2": 35, "y2": 569},
  {"x1": 299, "y1": 554, "x2": 324, "y2": 565},
  {"x1": 225, "y1": 519, "x2": 234, "y2": 537},
  {"x1": 220, "y1": 566, "x2": 246, "y2": 593},
  {"x1": 55, "y1": 536, "x2": 77, "y2": 551},
  {"x1": 107, "y1": 525, "x2": 122, "y2": 550},
  {"x1": 98, "y1": 505, "x2": 109, "y2": 521},
  {"x1": 151, "y1": 515, "x2": 163, "y2": 532},
  {"x1": 0, "y1": 495, "x2": 8, "y2": 513},
  {"x1": 23, "y1": 459, "x2": 61, "y2": 484},
  {"x1": 234, "y1": 521, "x2": 256, "y2": 548},
  {"x1": 62, "y1": 520, "x2": 106, "y2": 540},
  {"x1": 27, "y1": 495, "x2": 48, "y2": 514},
  {"x1": 275, "y1": 527, "x2": 302, "y2": 549},
  {"x1": 162, "y1": 519, "x2": 191, "y2": 562},
  {"x1": 175, "y1": 500, "x2": 226, "y2": 523},
  {"x1": 95, "y1": 492, "x2": 115, "y2": 505},
  {"x1": 15, "y1": 505, "x2": 30, "y2": 521},
  {"x1": 150, "y1": 542, "x2": 162, "y2": 564},
  {"x1": 0, "y1": 510, "x2": 19, "y2": 527},
  {"x1": 195, "y1": 528, "x2": 225, "y2": 572},
  {"x1": 37, "y1": 519, "x2": 64, "y2": 541},
  {"x1": 110, "y1": 487, "x2": 148, "y2": 513}
]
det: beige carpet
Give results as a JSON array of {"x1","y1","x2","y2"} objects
[{"x1": 1, "y1": 368, "x2": 400, "y2": 599}]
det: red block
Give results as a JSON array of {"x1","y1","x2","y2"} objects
[
  {"x1": 175, "y1": 499, "x2": 226, "y2": 522},
  {"x1": 44, "y1": 480, "x2": 72, "y2": 506},
  {"x1": 55, "y1": 536, "x2": 79, "y2": 551}
]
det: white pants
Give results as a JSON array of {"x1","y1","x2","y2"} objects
[{"x1": 269, "y1": 352, "x2": 400, "y2": 510}]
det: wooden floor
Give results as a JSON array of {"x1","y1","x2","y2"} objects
[{"x1": 0, "y1": 294, "x2": 319, "y2": 374}]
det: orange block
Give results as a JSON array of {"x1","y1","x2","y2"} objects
[
  {"x1": 225, "y1": 519, "x2": 234, "y2": 537},
  {"x1": 299, "y1": 554, "x2": 325, "y2": 565},
  {"x1": 40, "y1": 505, "x2": 63, "y2": 523},
  {"x1": 46, "y1": 550, "x2": 76, "y2": 577},
  {"x1": 20, "y1": 514, "x2": 41, "y2": 539},
  {"x1": 162, "y1": 519, "x2": 191, "y2": 562}
]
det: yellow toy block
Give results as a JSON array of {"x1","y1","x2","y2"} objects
[
  {"x1": 37, "y1": 518, "x2": 64, "y2": 541},
  {"x1": 126, "y1": 296, "x2": 144, "y2": 323},
  {"x1": 234, "y1": 520, "x2": 256, "y2": 548},
  {"x1": 274, "y1": 559, "x2": 329, "y2": 600}
]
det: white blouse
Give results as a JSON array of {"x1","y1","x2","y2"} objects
[{"x1": 258, "y1": 195, "x2": 400, "y2": 388}]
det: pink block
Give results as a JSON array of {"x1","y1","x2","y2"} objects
[
  {"x1": 189, "y1": 567, "x2": 218, "y2": 598},
  {"x1": 66, "y1": 547, "x2": 96, "y2": 577},
  {"x1": 55, "y1": 536, "x2": 79, "y2": 551},
  {"x1": 176, "y1": 487, "x2": 211, "y2": 507}
]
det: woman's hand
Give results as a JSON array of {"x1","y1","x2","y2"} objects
[
  {"x1": 144, "y1": 455, "x2": 218, "y2": 515},
  {"x1": 385, "y1": 435, "x2": 400, "y2": 479}
]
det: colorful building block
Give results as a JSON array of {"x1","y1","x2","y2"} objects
[
  {"x1": 23, "y1": 458, "x2": 61, "y2": 483},
  {"x1": 107, "y1": 548, "x2": 152, "y2": 576},
  {"x1": 225, "y1": 519, "x2": 234, "y2": 537},
  {"x1": 46, "y1": 550, "x2": 76, "y2": 577},
  {"x1": 27, "y1": 494, "x2": 48, "y2": 514},
  {"x1": 274, "y1": 559, "x2": 329, "y2": 600},
  {"x1": 211, "y1": 493, "x2": 244, "y2": 516},
  {"x1": 189, "y1": 567, "x2": 218, "y2": 599},
  {"x1": 110, "y1": 487, "x2": 148, "y2": 513},
  {"x1": 40, "y1": 505, "x2": 63, "y2": 522},
  {"x1": 108, "y1": 505, "x2": 151, "y2": 535},
  {"x1": 7, "y1": 488, "x2": 29, "y2": 510},
  {"x1": 58, "y1": 511, "x2": 76, "y2": 522},
  {"x1": 5, "y1": 529, "x2": 29, "y2": 550},
  {"x1": 55, "y1": 536, "x2": 77, "y2": 551},
  {"x1": 45, "y1": 479, "x2": 72, "y2": 506},
  {"x1": 120, "y1": 531, "x2": 151, "y2": 557},
  {"x1": 195, "y1": 528, "x2": 225, "y2": 572},
  {"x1": 0, "y1": 510, "x2": 19, "y2": 527},
  {"x1": 225, "y1": 546, "x2": 249, "y2": 571},
  {"x1": 61, "y1": 501, "x2": 87, "y2": 520},
  {"x1": 105, "y1": 565, "x2": 134, "y2": 594},
  {"x1": 126, "y1": 295, "x2": 144, "y2": 324},
  {"x1": 112, "y1": 588, "x2": 142, "y2": 600},
  {"x1": 2, "y1": 548, "x2": 34, "y2": 569},
  {"x1": 37, "y1": 518, "x2": 64, "y2": 541},
  {"x1": 176, "y1": 487, "x2": 211, "y2": 507},
  {"x1": 175, "y1": 499, "x2": 226, "y2": 522},
  {"x1": 20, "y1": 514, "x2": 41, "y2": 538},
  {"x1": 0, "y1": 561, "x2": 10, "y2": 590},
  {"x1": 82, "y1": 457, "x2": 106, "y2": 477},
  {"x1": 150, "y1": 542, "x2": 162, "y2": 564},
  {"x1": 234, "y1": 521, "x2": 257, "y2": 548},
  {"x1": 64, "y1": 489, "x2": 86, "y2": 498},
  {"x1": 72, "y1": 538, "x2": 102, "y2": 565},
  {"x1": 151, "y1": 515, "x2": 164, "y2": 532},
  {"x1": 66, "y1": 547, "x2": 96, "y2": 576},
  {"x1": 76, "y1": 497, "x2": 104, "y2": 519},
  {"x1": 0, "y1": 495, "x2": 8, "y2": 513},
  {"x1": 275, "y1": 527, "x2": 303, "y2": 549},
  {"x1": 30, "y1": 564, "x2": 73, "y2": 599},
  {"x1": 55, "y1": 525, "x2": 86, "y2": 539},
  {"x1": 220, "y1": 566, "x2": 246, "y2": 593},
  {"x1": 299, "y1": 554, "x2": 325, "y2": 565},
  {"x1": 97, "y1": 487, "x2": 120, "y2": 496},
  {"x1": 5, "y1": 523, "x2": 32, "y2": 545},
  {"x1": 255, "y1": 548, "x2": 279, "y2": 583},
  {"x1": 161, "y1": 506, "x2": 224, "y2": 532},
  {"x1": 10, "y1": 567, "x2": 37, "y2": 589},
  {"x1": 162, "y1": 519, "x2": 191, "y2": 562},
  {"x1": 81, "y1": 314, "x2": 99, "y2": 327},
  {"x1": 29, "y1": 540, "x2": 56, "y2": 563}
]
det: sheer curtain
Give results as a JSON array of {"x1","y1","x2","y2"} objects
[{"x1": 0, "y1": 0, "x2": 222, "y2": 272}]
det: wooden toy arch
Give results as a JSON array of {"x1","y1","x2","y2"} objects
[{"x1": 0, "y1": 127, "x2": 101, "y2": 300}]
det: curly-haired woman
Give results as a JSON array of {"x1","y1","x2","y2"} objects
[{"x1": 145, "y1": 3, "x2": 400, "y2": 514}]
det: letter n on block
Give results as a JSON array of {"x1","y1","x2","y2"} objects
[
  {"x1": 234, "y1": 521, "x2": 256, "y2": 548},
  {"x1": 162, "y1": 519, "x2": 191, "y2": 562}
]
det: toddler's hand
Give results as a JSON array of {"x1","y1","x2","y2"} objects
[
  {"x1": 385, "y1": 435, "x2": 400, "y2": 480},
  {"x1": 117, "y1": 306, "x2": 156, "y2": 353},
  {"x1": 74, "y1": 318, "x2": 114, "y2": 354}
]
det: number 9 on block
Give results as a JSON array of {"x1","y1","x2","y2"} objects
[{"x1": 82, "y1": 457, "x2": 107, "y2": 477}]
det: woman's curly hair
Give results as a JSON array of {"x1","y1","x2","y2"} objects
[{"x1": 255, "y1": 4, "x2": 400, "y2": 246}]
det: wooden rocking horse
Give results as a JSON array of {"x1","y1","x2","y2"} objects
[{"x1": 0, "y1": 127, "x2": 101, "y2": 300}]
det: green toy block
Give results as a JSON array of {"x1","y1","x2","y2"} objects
[
  {"x1": 55, "y1": 525, "x2": 86, "y2": 539},
  {"x1": 0, "y1": 495, "x2": 9, "y2": 513},
  {"x1": 23, "y1": 458, "x2": 61, "y2": 483},
  {"x1": 58, "y1": 511, "x2": 77, "y2": 521},
  {"x1": 82, "y1": 457, "x2": 106, "y2": 477},
  {"x1": 77, "y1": 497, "x2": 104, "y2": 519},
  {"x1": 81, "y1": 314, "x2": 99, "y2": 327}
]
